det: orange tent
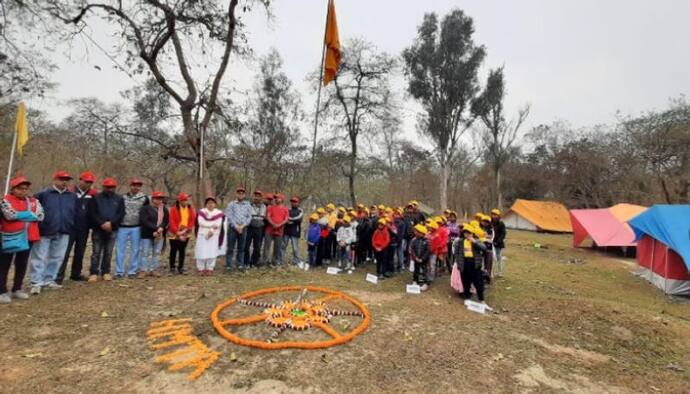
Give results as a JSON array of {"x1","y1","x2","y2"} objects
[
  {"x1": 504, "y1": 199, "x2": 573, "y2": 233},
  {"x1": 608, "y1": 203, "x2": 647, "y2": 223}
]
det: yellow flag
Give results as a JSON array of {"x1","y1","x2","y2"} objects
[
  {"x1": 323, "y1": 0, "x2": 341, "y2": 86},
  {"x1": 15, "y1": 102, "x2": 28, "y2": 157}
]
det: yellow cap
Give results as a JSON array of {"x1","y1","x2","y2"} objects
[
  {"x1": 443, "y1": 209, "x2": 451, "y2": 215},
  {"x1": 411, "y1": 200, "x2": 419, "y2": 206},
  {"x1": 357, "y1": 203, "x2": 365, "y2": 209},
  {"x1": 427, "y1": 220, "x2": 439, "y2": 230},
  {"x1": 413, "y1": 224, "x2": 428, "y2": 235},
  {"x1": 491, "y1": 209, "x2": 501, "y2": 216},
  {"x1": 309, "y1": 213, "x2": 319, "y2": 221},
  {"x1": 338, "y1": 207, "x2": 346, "y2": 213},
  {"x1": 343, "y1": 215, "x2": 352, "y2": 223},
  {"x1": 470, "y1": 220, "x2": 480, "y2": 228},
  {"x1": 317, "y1": 207, "x2": 325, "y2": 214},
  {"x1": 474, "y1": 212, "x2": 484, "y2": 219},
  {"x1": 385, "y1": 207, "x2": 393, "y2": 213},
  {"x1": 378, "y1": 204, "x2": 385, "y2": 210},
  {"x1": 326, "y1": 203, "x2": 336, "y2": 210},
  {"x1": 377, "y1": 218, "x2": 387, "y2": 225}
]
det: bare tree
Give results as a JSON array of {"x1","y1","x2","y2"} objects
[
  {"x1": 471, "y1": 67, "x2": 529, "y2": 209},
  {"x1": 43, "y1": 0, "x2": 270, "y2": 203},
  {"x1": 319, "y1": 38, "x2": 395, "y2": 206}
]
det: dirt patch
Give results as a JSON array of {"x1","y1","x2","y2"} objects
[
  {"x1": 514, "y1": 364, "x2": 629, "y2": 393},
  {"x1": 515, "y1": 334, "x2": 611, "y2": 365}
]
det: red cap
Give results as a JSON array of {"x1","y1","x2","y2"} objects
[
  {"x1": 276, "y1": 193, "x2": 285, "y2": 200},
  {"x1": 253, "y1": 190, "x2": 263, "y2": 196},
  {"x1": 129, "y1": 178, "x2": 144, "y2": 186},
  {"x1": 102, "y1": 178, "x2": 118, "y2": 187},
  {"x1": 236, "y1": 186, "x2": 246, "y2": 193},
  {"x1": 290, "y1": 196, "x2": 300, "y2": 203},
  {"x1": 10, "y1": 176, "x2": 31, "y2": 188},
  {"x1": 265, "y1": 193, "x2": 274, "y2": 200},
  {"x1": 79, "y1": 171, "x2": 96, "y2": 183},
  {"x1": 151, "y1": 191, "x2": 166, "y2": 199},
  {"x1": 53, "y1": 170, "x2": 73, "y2": 180},
  {"x1": 176, "y1": 192, "x2": 189, "y2": 202}
]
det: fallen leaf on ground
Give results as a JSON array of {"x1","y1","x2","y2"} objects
[
  {"x1": 229, "y1": 352, "x2": 238, "y2": 362},
  {"x1": 100, "y1": 311, "x2": 109, "y2": 318},
  {"x1": 23, "y1": 353, "x2": 41, "y2": 358},
  {"x1": 99, "y1": 347, "x2": 110, "y2": 357}
]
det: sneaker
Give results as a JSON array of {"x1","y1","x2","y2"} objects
[
  {"x1": 0, "y1": 293, "x2": 11, "y2": 304},
  {"x1": 297, "y1": 262, "x2": 304, "y2": 270},
  {"x1": 420, "y1": 284, "x2": 429, "y2": 292},
  {"x1": 44, "y1": 282, "x2": 63, "y2": 290},
  {"x1": 30, "y1": 286, "x2": 41, "y2": 295},
  {"x1": 347, "y1": 269, "x2": 353, "y2": 275},
  {"x1": 103, "y1": 274, "x2": 113, "y2": 281},
  {"x1": 88, "y1": 275, "x2": 98, "y2": 283},
  {"x1": 12, "y1": 290, "x2": 29, "y2": 300},
  {"x1": 303, "y1": 264, "x2": 310, "y2": 271}
]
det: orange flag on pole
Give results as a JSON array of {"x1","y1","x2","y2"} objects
[{"x1": 323, "y1": 0, "x2": 341, "y2": 86}]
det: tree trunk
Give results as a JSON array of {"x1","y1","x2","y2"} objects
[
  {"x1": 439, "y1": 161, "x2": 448, "y2": 210},
  {"x1": 495, "y1": 166, "x2": 503, "y2": 210},
  {"x1": 349, "y1": 135, "x2": 357, "y2": 207}
]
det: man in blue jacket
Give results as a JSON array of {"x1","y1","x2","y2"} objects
[
  {"x1": 29, "y1": 171, "x2": 78, "y2": 295},
  {"x1": 57, "y1": 171, "x2": 97, "y2": 284},
  {"x1": 87, "y1": 178, "x2": 125, "y2": 282}
]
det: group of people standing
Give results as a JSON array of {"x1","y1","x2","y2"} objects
[
  {"x1": 301, "y1": 202, "x2": 506, "y2": 303},
  {"x1": 0, "y1": 170, "x2": 506, "y2": 307}
]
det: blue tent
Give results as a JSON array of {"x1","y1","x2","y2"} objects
[{"x1": 628, "y1": 205, "x2": 690, "y2": 269}]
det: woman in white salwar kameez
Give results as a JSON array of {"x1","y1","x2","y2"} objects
[{"x1": 194, "y1": 197, "x2": 226, "y2": 275}]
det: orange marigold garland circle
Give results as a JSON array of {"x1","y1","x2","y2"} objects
[{"x1": 210, "y1": 286, "x2": 371, "y2": 350}]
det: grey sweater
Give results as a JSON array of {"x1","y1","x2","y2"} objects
[{"x1": 121, "y1": 192, "x2": 149, "y2": 227}]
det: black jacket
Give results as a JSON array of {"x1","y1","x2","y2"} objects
[
  {"x1": 88, "y1": 192, "x2": 125, "y2": 233},
  {"x1": 139, "y1": 204, "x2": 169, "y2": 239},
  {"x1": 493, "y1": 220, "x2": 506, "y2": 249},
  {"x1": 409, "y1": 236, "x2": 430, "y2": 263},
  {"x1": 454, "y1": 238, "x2": 487, "y2": 270}
]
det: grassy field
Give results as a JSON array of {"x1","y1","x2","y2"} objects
[{"x1": 1, "y1": 230, "x2": 689, "y2": 393}]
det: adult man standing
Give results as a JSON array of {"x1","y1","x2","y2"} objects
[
  {"x1": 244, "y1": 190, "x2": 266, "y2": 269},
  {"x1": 225, "y1": 187, "x2": 252, "y2": 272},
  {"x1": 491, "y1": 209, "x2": 507, "y2": 278},
  {"x1": 57, "y1": 171, "x2": 97, "y2": 284},
  {"x1": 115, "y1": 178, "x2": 149, "y2": 279},
  {"x1": 29, "y1": 171, "x2": 78, "y2": 294},
  {"x1": 284, "y1": 196, "x2": 304, "y2": 266},
  {"x1": 264, "y1": 193, "x2": 289, "y2": 267},
  {"x1": 88, "y1": 178, "x2": 125, "y2": 282}
]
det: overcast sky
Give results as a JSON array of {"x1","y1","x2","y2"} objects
[{"x1": 34, "y1": 0, "x2": 690, "y2": 140}]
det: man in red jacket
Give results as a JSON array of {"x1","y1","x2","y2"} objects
[{"x1": 263, "y1": 193, "x2": 289, "y2": 267}]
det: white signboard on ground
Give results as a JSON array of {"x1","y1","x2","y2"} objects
[
  {"x1": 406, "y1": 284, "x2": 421, "y2": 294},
  {"x1": 326, "y1": 267, "x2": 341, "y2": 275},
  {"x1": 464, "y1": 300, "x2": 487, "y2": 314},
  {"x1": 366, "y1": 274, "x2": 378, "y2": 284}
]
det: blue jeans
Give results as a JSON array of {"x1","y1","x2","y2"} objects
[
  {"x1": 116, "y1": 226, "x2": 141, "y2": 275},
  {"x1": 30, "y1": 233, "x2": 70, "y2": 286},
  {"x1": 308, "y1": 244, "x2": 317, "y2": 266},
  {"x1": 139, "y1": 238, "x2": 164, "y2": 272},
  {"x1": 226, "y1": 227, "x2": 247, "y2": 269},
  {"x1": 397, "y1": 239, "x2": 407, "y2": 270},
  {"x1": 284, "y1": 236, "x2": 301, "y2": 264}
]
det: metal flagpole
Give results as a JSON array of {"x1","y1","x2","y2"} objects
[
  {"x1": 310, "y1": 0, "x2": 331, "y2": 164},
  {"x1": 4, "y1": 130, "x2": 17, "y2": 195}
]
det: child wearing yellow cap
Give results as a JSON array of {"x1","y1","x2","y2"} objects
[
  {"x1": 479, "y1": 214, "x2": 495, "y2": 284},
  {"x1": 409, "y1": 224, "x2": 431, "y2": 291},
  {"x1": 490, "y1": 209, "x2": 506, "y2": 278},
  {"x1": 336, "y1": 216, "x2": 356, "y2": 273},
  {"x1": 454, "y1": 225, "x2": 487, "y2": 303},
  {"x1": 305, "y1": 214, "x2": 321, "y2": 270}
]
